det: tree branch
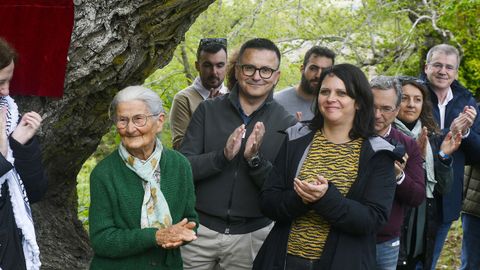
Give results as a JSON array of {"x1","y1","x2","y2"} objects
[{"x1": 180, "y1": 42, "x2": 195, "y2": 83}]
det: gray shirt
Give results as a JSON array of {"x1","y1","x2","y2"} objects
[{"x1": 274, "y1": 86, "x2": 315, "y2": 121}]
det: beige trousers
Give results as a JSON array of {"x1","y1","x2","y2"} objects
[{"x1": 181, "y1": 223, "x2": 273, "y2": 270}]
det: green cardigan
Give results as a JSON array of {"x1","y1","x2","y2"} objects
[{"x1": 89, "y1": 147, "x2": 198, "y2": 270}]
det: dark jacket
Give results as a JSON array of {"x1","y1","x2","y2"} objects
[
  {"x1": 425, "y1": 79, "x2": 480, "y2": 222},
  {"x1": 253, "y1": 123, "x2": 396, "y2": 270},
  {"x1": 377, "y1": 127, "x2": 425, "y2": 243},
  {"x1": 397, "y1": 132, "x2": 453, "y2": 269},
  {"x1": 461, "y1": 101, "x2": 480, "y2": 218},
  {"x1": 0, "y1": 136, "x2": 48, "y2": 270},
  {"x1": 180, "y1": 85, "x2": 296, "y2": 234},
  {"x1": 463, "y1": 164, "x2": 480, "y2": 217}
]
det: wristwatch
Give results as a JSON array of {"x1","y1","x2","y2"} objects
[
  {"x1": 247, "y1": 153, "x2": 261, "y2": 169},
  {"x1": 438, "y1": 150, "x2": 450, "y2": 160}
]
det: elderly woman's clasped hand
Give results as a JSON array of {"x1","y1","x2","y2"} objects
[{"x1": 155, "y1": 218, "x2": 197, "y2": 249}]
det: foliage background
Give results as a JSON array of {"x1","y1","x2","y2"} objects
[{"x1": 77, "y1": 0, "x2": 479, "y2": 268}]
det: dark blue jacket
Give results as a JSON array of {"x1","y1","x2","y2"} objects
[{"x1": 425, "y1": 79, "x2": 480, "y2": 222}]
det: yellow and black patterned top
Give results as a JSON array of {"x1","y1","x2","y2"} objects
[{"x1": 287, "y1": 130, "x2": 363, "y2": 259}]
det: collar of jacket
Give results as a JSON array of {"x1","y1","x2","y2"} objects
[
  {"x1": 419, "y1": 74, "x2": 473, "y2": 104},
  {"x1": 283, "y1": 122, "x2": 394, "y2": 152}
]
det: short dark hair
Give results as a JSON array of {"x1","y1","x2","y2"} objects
[
  {"x1": 0, "y1": 38, "x2": 17, "y2": 69},
  {"x1": 237, "y1": 38, "x2": 281, "y2": 66},
  {"x1": 196, "y1": 38, "x2": 227, "y2": 60},
  {"x1": 310, "y1": 63, "x2": 375, "y2": 139},
  {"x1": 303, "y1": 46, "x2": 335, "y2": 67}
]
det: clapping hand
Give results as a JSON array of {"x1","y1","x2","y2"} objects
[
  {"x1": 244, "y1": 122, "x2": 265, "y2": 160},
  {"x1": 416, "y1": 127, "x2": 428, "y2": 159},
  {"x1": 224, "y1": 124, "x2": 246, "y2": 161},
  {"x1": 294, "y1": 174, "x2": 329, "y2": 204},
  {"x1": 440, "y1": 131, "x2": 462, "y2": 156},
  {"x1": 224, "y1": 122, "x2": 266, "y2": 161},
  {"x1": 155, "y1": 218, "x2": 197, "y2": 249},
  {"x1": 450, "y1": 106, "x2": 477, "y2": 135}
]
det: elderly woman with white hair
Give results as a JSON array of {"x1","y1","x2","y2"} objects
[{"x1": 89, "y1": 86, "x2": 198, "y2": 270}]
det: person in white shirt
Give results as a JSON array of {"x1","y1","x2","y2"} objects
[{"x1": 421, "y1": 44, "x2": 480, "y2": 270}]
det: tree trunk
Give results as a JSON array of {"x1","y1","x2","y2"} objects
[{"x1": 14, "y1": 0, "x2": 214, "y2": 268}]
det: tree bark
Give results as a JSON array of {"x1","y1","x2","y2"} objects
[
  {"x1": 180, "y1": 42, "x2": 195, "y2": 83},
  {"x1": 13, "y1": 0, "x2": 214, "y2": 268}
]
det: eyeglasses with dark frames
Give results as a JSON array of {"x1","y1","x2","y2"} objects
[
  {"x1": 198, "y1": 38, "x2": 227, "y2": 48},
  {"x1": 238, "y1": 64, "x2": 278, "y2": 79},
  {"x1": 114, "y1": 114, "x2": 159, "y2": 128}
]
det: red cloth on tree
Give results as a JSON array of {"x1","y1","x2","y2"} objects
[{"x1": 0, "y1": 0, "x2": 74, "y2": 97}]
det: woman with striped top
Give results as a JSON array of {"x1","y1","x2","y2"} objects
[{"x1": 253, "y1": 64, "x2": 397, "y2": 270}]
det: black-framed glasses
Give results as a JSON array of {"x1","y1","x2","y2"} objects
[
  {"x1": 114, "y1": 114, "x2": 158, "y2": 128},
  {"x1": 238, "y1": 64, "x2": 278, "y2": 79},
  {"x1": 198, "y1": 38, "x2": 227, "y2": 49}
]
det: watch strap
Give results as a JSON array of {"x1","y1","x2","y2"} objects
[{"x1": 438, "y1": 150, "x2": 450, "y2": 160}]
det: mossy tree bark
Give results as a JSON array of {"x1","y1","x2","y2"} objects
[{"x1": 13, "y1": 0, "x2": 214, "y2": 268}]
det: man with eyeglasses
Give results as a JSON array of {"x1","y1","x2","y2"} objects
[
  {"x1": 275, "y1": 46, "x2": 335, "y2": 121},
  {"x1": 421, "y1": 44, "x2": 480, "y2": 270},
  {"x1": 170, "y1": 38, "x2": 228, "y2": 149},
  {"x1": 179, "y1": 38, "x2": 296, "y2": 270},
  {"x1": 370, "y1": 76, "x2": 425, "y2": 270}
]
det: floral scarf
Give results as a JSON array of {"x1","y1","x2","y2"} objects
[{"x1": 118, "y1": 138, "x2": 172, "y2": 228}]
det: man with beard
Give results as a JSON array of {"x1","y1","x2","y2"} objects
[
  {"x1": 275, "y1": 46, "x2": 335, "y2": 121},
  {"x1": 180, "y1": 38, "x2": 296, "y2": 270},
  {"x1": 170, "y1": 38, "x2": 228, "y2": 149}
]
